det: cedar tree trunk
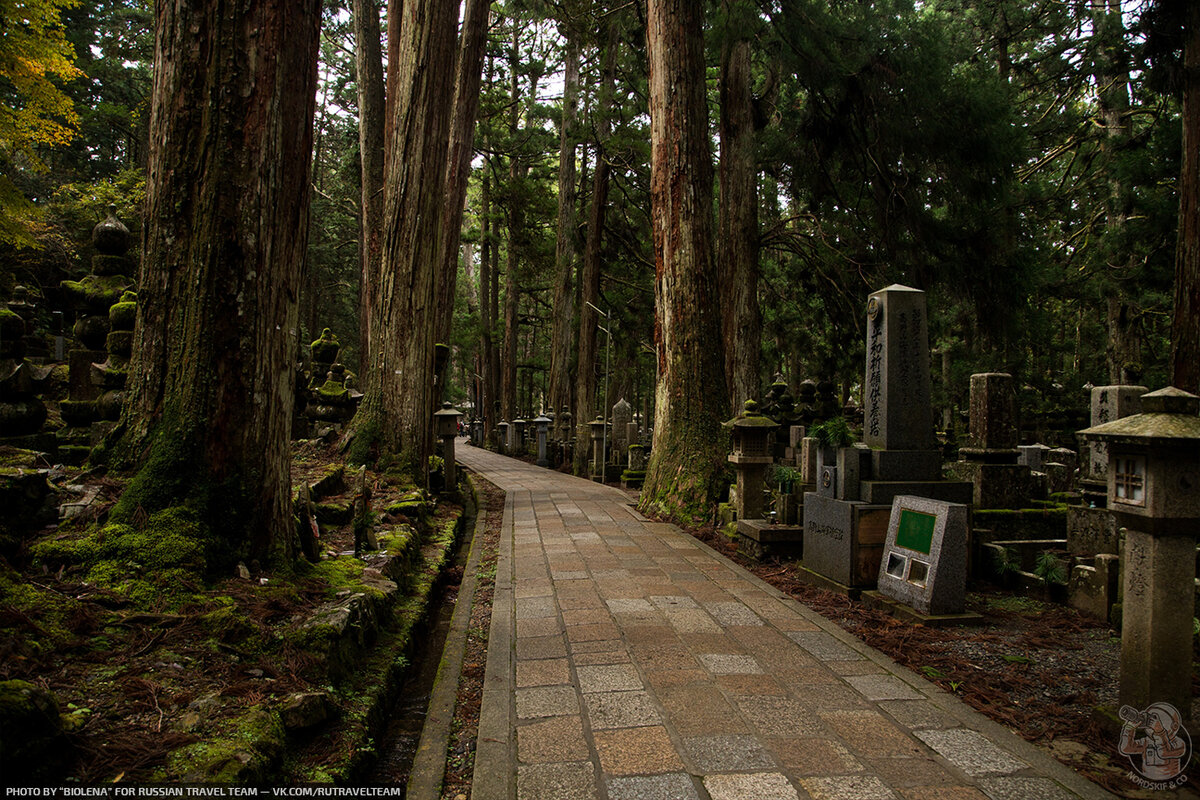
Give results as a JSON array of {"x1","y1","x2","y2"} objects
[
  {"x1": 1172, "y1": 2, "x2": 1200, "y2": 393},
  {"x1": 548, "y1": 36, "x2": 580, "y2": 421},
  {"x1": 638, "y1": 0, "x2": 730, "y2": 525},
  {"x1": 356, "y1": 0, "x2": 458, "y2": 473},
  {"x1": 354, "y1": 0, "x2": 386, "y2": 369},
  {"x1": 719, "y1": 5, "x2": 760, "y2": 410},
  {"x1": 117, "y1": 0, "x2": 321, "y2": 566}
]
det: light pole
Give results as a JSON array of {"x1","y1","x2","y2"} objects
[{"x1": 587, "y1": 301, "x2": 611, "y2": 479}]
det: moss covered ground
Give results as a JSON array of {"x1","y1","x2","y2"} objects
[{"x1": 0, "y1": 438, "x2": 466, "y2": 785}]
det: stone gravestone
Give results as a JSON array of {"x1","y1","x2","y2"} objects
[
  {"x1": 950, "y1": 373, "x2": 1032, "y2": 508},
  {"x1": 612, "y1": 398, "x2": 632, "y2": 463},
  {"x1": 864, "y1": 285, "x2": 935, "y2": 453},
  {"x1": 875, "y1": 495, "x2": 969, "y2": 616}
]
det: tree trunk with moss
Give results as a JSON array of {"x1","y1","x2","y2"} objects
[
  {"x1": 355, "y1": 0, "x2": 459, "y2": 473},
  {"x1": 116, "y1": 0, "x2": 321, "y2": 566},
  {"x1": 638, "y1": 0, "x2": 729, "y2": 525}
]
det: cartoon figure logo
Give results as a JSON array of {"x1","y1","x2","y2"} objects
[{"x1": 1119, "y1": 703, "x2": 1192, "y2": 785}]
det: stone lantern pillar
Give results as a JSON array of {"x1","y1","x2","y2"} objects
[
  {"x1": 1081, "y1": 387, "x2": 1200, "y2": 718},
  {"x1": 497, "y1": 421, "x2": 510, "y2": 455},
  {"x1": 724, "y1": 400, "x2": 778, "y2": 520},
  {"x1": 512, "y1": 418, "x2": 526, "y2": 452},
  {"x1": 471, "y1": 418, "x2": 483, "y2": 446},
  {"x1": 434, "y1": 402, "x2": 463, "y2": 491},
  {"x1": 533, "y1": 414, "x2": 551, "y2": 467},
  {"x1": 590, "y1": 417, "x2": 607, "y2": 482}
]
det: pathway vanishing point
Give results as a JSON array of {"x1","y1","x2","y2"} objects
[{"x1": 454, "y1": 443, "x2": 1114, "y2": 800}]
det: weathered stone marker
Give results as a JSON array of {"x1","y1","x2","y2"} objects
[
  {"x1": 1081, "y1": 387, "x2": 1200, "y2": 719},
  {"x1": 951, "y1": 373, "x2": 1031, "y2": 508},
  {"x1": 876, "y1": 495, "x2": 969, "y2": 615},
  {"x1": 863, "y1": 284, "x2": 936, "y2": 453},
  {"x1": 533, "y1": 413, "x2": 551, "y2": 467},
  {"x1": 434, "y1": 402, "x2": 463, "y2": 492}
]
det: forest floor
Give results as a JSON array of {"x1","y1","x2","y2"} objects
[
  {"x1": 435, "y1": 468, "x2": 1199, "y2": 800},
  {"x1": 1, "y1": 439, "x2": 466, "y2": 785}
]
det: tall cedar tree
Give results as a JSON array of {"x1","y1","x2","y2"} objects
[
  {"x1": 1172, "y1": 1, "x2": 1200, "y2": 392},
  {"x1": 638, "y1": 0, "x2": 730, "y2": 524},
  {"x1": 435, "y1": 0, "x2": 489, "y2": 396},
  {"x1": 116, "y1": 1, "x2": 321, "y2": 565},
  {"x1": 353, "y1": 0, "x2": 385, "y2": 369},
  {"x1": 548, "y1": 34, "x2": 581, "y2": 421},
  {"x1": 719, "y1": 0, "x2": 761, "y2": 410},
  {"x1": 355, "y1": 0, "x2": 458, "y2": 472}
]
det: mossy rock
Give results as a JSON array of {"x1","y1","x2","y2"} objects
[
  {"x1": 0, "y1": 307, "x2": 24, "y2": 340},
  {"x1": 60, "y1": 273, "x2": 132, "y2": 314},
  {"x1": 315, "y1": 500, "x2": 354, "y2": 526},
  {"x1": 315, "y1": 379, "x2": 349, "y2": 404},
  {"x1": 108, "y1": 298, "x2": 137, "y2": 331},
  {"x1": 166, "y1": 707, "x2": 285, "y2": 783},
  {"x1": 72, "y1": 314, "x2": 110, "y2": 349},
  {"x1": 310, "y1": 328, "x2": 340, "y2": 366},
  {"x1": 59, "y1": 399, "x2": 96, "y2": 427},
  {"x1": 92, "y1": 253, "x2": 131, "y2": 277},
  {"x1": 0, "y1": 679, "x2": 72, "y2": 782}
]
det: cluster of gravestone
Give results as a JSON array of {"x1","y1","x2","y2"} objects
[
  {"x1": 0, "y1": 209, "x2": 139, "y2": 467},
  {"x1": 292, "y1": 327, "x2": 363, "y2": 440},
  {"x1": 722, "y1": 284, "x2": 1200, "y2": 718},
  {"x1": 473, "y1": 397, "x2": 650, "y2": 489}
]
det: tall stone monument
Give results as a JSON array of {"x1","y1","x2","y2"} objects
[
  {"x1": 949, "y1": 372, "x2": 1033, "y2": 508},
  {"x1": 803, "y1": 285, "x2": 971, "y2": 590}
]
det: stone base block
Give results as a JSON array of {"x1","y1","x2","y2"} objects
[
  {"x1": 860, "y1": 591, "x2": 984, "y2": 627},
  {"x1": 802, "y1": 493, "x2": 891, "y2": 588},
  {"x1": 947, "y1": 462, "x2": 1032, "y2": 509},
  {"x1": 736, "y1": 519, "x2": 804, "y2": 561},
  {"x1": 871, "y1": 449, "x2": 943, "y2": 482},
  {"x1": 860, "y1": 480, "x2": 973, "y2": 506},
  {"x1": 1068, "y1": 554, "x2": 1120, "y2": 621}
]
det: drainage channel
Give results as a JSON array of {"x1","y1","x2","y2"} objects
[{"x1": 367, "y1": 501, "x2": 477, "y2": 789}]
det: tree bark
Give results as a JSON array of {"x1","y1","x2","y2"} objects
[
  {"x1": 548, "y1": 35, "x2": 581, "y2": 422},
  {"x1": 434, "y1": 0, "x2": 489, "y2": 400},
  {"x1": 1171, "y1": 1, "x2": 1200, "y2": 393},
  {"x1": 638, "y1": 0, "x2": 729, "y2": 525},
  {"x1": 117, "y1": 0, "x2": 321, "y2": 566},
  {"x1": 353, "y1": 0, "x2": 386, "y2": 370},
  {"x1": 479, "y1": 162, "x2": 495, "y2": 434},
  {"x1": 719, "y1": 1, "x2": 761, "y2": 410},
  {"x1": 574, "y1": 26, "x2": 616, "y2": 472},
  {"x1": 356, "y1": 0, "x2": 458, "y2": 474},
  {"x1": 501, "y1": 24, "x2": 522, "y2": 421}
]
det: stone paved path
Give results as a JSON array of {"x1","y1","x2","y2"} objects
[{"x1": 458, "y1": 444, "x2": 1113, "y2": 800}]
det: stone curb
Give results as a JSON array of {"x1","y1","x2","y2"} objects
[
  {"x1": 472, "y1": 490, "x2": 517, "y2": 800},
  {"x1": 406, "y1": 476, "x2": 485, "y2": 800}
]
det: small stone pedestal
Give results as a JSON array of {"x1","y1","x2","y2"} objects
[
  {"x1": 1081, "y1": 387, "x2": 1200, "y2": 720},
  {"x1": 589, "y1": 417, "x2": 607, "y2": 482},
  {"x1": 533, "y1": 414, "x2": 550, "y2": 468},
  {"x1": 736, "y1": 519, "x2": 804, "y2": 561}
]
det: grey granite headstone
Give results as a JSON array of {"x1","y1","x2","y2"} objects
[
  {"x1": 1017, "y1": 443, "x2": 1050, "y2": 471},
  {"x1": 863, "y1": 285, "x2": 935, "y2": 452},
  {"x1": 876, "y1": 495, "x2": 968, "y2": 615},
  {"x1": 964, "y1": 373, "x2": 1018, "y2": 456},
  {"x1": 612, "y1": 398, "x2": 632, "y2": 458},
  {"x1": 803, "y1": 493, "x2": 891, "y2": 587},
  {"x1": 1084, "y1": 385, "x2": 1146, "y2": 479},
  {"x1": 799, "y1": 437, "x2": 819, "y2": 485}
]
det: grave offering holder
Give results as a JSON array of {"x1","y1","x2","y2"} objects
[{"x1": 875, "y1": 495, "x2": 969, "y2": 616}]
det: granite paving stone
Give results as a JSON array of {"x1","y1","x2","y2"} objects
[
  {"x1": 976, "y1": 777, "x2": 1078, "y2": 800},
  {"x1": 846, "y1": 673, "x2": 926, "y2": 701},
  {"x1": 515, "y1": 685, "x2": 580, "y2": 719},
  {"x1": 606, "y1": 773, "x2": 701, "y2": 800},
  {"x1": 703, "y1": 772, "x2": 801, "y2": 800},
  {"x1": 914, "y1": 729, "x2": 1028, "y2": 777},
  {"x1": 737, "y1": 695, "x2": 827, "y2": 737},
  {"x1": 577, "y1": 663, "x2": 644, "y2": 693},
  {"x1": 768, "y1": 737, "x2": 864, "y2": 775},
  {"x1": 821, "y1": 710, "x2": 926, "y2": 757},
  {"x1": 802, "y1": 774, "x2": 899, "y2": 799},
  {"x1": 697, "y1": 653, "x2": 763, "y2": 674},
  {"x1": 517, "y1": 715, "x2": 590, "y2": 763},
  {"x1": 584, "y1": 690, "x2": 663, "y2": 729},
  {"x1": 517, "y1": 761, "x2": 597, "y2": 800},
  {"x1": 516, "y1": 658, "x2": 570, "y2": 688},
  {"x1": 681, "y1": 734, "x2": 776, "y2": 772},
  {"x1": 593, "y1": 726, "x2": 686, "y2": 776}
]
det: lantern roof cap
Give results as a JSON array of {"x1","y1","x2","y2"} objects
[
  {"x1": 724, "y1": 399, "x2": 778, "y2": 429},
  {"x1": 434, "y1": 401, "x2": 462, "y2": 418}
]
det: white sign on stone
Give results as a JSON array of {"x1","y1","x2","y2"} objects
[{"x1": 876, "y1": 495, "x2": 969, "y2": 615}]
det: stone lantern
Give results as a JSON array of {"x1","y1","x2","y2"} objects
[
  {"x1": 471, "y1": 418, "x2": 483, "y2": 446},
  {"x1": 434, "y1": 402, "x2": 463, "y2": 491},
  {"x1": 533, "y1": 414, "x2": 551, "y2": 467},
  {"x1": 590, "y1": 417, "x2": 607, "y2": 482},
  {"x1": 512, "y1": 418, "x2": 526, "y2": 451},
  {"x1": 724, "y1": 400, "x2": 777, "y2": 520},
  {"x1": 1080, "y1": 386, "x2": 1200, "y2": 718},
  {"x1": 496, "y1": 420, "x2": 510, "y2": 455}
]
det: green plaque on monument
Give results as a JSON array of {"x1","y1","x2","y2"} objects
[{"x1": 895, "y1": 508, "x2": 935, "y2": 554}]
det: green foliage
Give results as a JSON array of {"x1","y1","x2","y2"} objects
[
  {"x1": 809, "y1": 417, "x2": 855, "y2": 449},
  {"x1": 1033, "y1": 550, "x2": 1067, "y2": 585},
  {"x1": 990, "y1": 546, "x2": 1019, "y2": 577}
]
